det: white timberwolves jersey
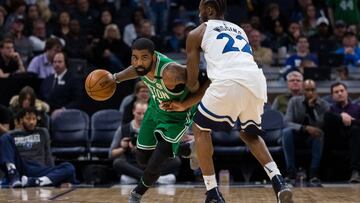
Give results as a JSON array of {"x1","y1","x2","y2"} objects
[{"x1": 201, "y1": 20, "x2": 267, "y2": 101}]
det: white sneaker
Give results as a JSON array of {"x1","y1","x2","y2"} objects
[
  {"x1": 120, "y1": 175, "x2": 138, "y2": 184},
  {"x1": 157, "y1": 174, "x2": 176, "y2": 185}
]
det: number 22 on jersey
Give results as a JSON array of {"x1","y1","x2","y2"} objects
[{"x1": 216, "y1": 33, "x2": 253, "y2": 55}]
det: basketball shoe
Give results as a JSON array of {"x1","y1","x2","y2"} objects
[
  {"x1": 8, "y1": 169, "x2": 21, "y2": 188},
  {"x1": 205, "y1": 187, "x2": 226, "y2": 203},
  {"x1": 271, "y1": 175, "x2": 294, "y2": 203},
  {"x1": 128, "y1": 190, "x2": 142, "y2": 203}
]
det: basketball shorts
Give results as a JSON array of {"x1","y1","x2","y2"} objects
[
  {"x1": 137, "y1": 105, "x2": 196, "y2": 154},
  {"x1": 193, "y1": 80, "x2": 265, "y2": 135}
]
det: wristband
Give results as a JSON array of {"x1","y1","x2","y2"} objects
[{"x1": 112, "y1": 73, "x2": 120, "y2": 83}]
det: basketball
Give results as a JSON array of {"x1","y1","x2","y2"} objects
[{"x1": 85, "y1": 69, "x2": 116, "y2": 101}]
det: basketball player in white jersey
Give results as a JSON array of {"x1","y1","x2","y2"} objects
[{"x1": 161, "y1": 0, "x2": 293, "y2": 202}]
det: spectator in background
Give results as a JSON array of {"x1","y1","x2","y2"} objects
[
  {"x1": 6, "y1": 15, "x2": 33, "y2": 65},
  {"x1": 123, "y1": 7, "x2": 148, "y2": 48},
  {"x1": 283, "y1": 79, "x2": 329, "y2": 186},
  {"x1": 324, "y1": 82, "x2": 360, "y2": 183},
  {"x1": 300, "y1": 4, "x2": 318, "y2": 37},
  {"x1": 263, "y1": 3, "x2": 287, "y2": 37},
  {"x1": 93, "y1": 9, "x2": 113, "y2": 40},
  {"x1": 239, "y1": 19, "x2": 253, "y2": 36},
  {"x1": 72, "y1": 0, "x2": 98, "y2": 39},
  {"x1": 3, "y1": 0, "x2": 26, "y2": 33},
  {"x1": 137, "y1": 19, "x2": 163, "y2": 51},
  {"x1": 29, "y1": 19, "x2": 47, "y2": 54},
  {"x1": 119, "y1": 80, "x2": 149, "y2": 125},
  {"x1": 148, "y1": 0, "x2": 169, "y2": 35},
  {"x1": 64, "y1": 19, "x2": 88, "y2": 59},
  {"x1": 285, "y1": 35, "x2": 318, "y2": 72},
  {"x1": 0, "y1": 107, "x2": 77, "y2": 188},
  {"x1": 9, "y1": 86, "x2": 49, "y2": 129},
  {"x1": 249, "y1": 29, "x2": 273, "y2": 67},
  {"x1": 53, "y1": 11, "x2": 71, "y2": 39},
  {"x1": 0, "y1": 104, "x2": 11, "y2": 135},
  {"x1": 335, "y1": 32, "x2": 360, "y2": 68},
  {"x1": 309, "y1": 17, "x2": 335, "y2": 55},
  {"x1": 0, "y1": 6, "x2": 8, "y2": 40},
  {"x1": 164, "y1": 19, "x2": 185, "y2": 53},
  {"x1": 94, "y1": 24, "x2": 131, "y2": 73},
  {"x1": 272, "y1": 71, "x2": 303, "y2": 114},
  {"x1": 110, "y1": 100, "x2": 179, "y2": 184},
  {"x1": 269, "y1": 20, "x2": 289, "y2": 65},
  {"x1": 179, "y1": 21, "x2": 196, "y2": 53},
  {"x1": 27, "y1": 37, "x2": 62, "y2": 79},
  {"x1": 0, "y1": 38, "x2": 25, "y2": 78},
  {"x1": 39, "y1": 52, "x2": 82, "y2": 117},
  {"x1": 24, "y1": 4, "x2": 40, "y2": 36},
  {"x1": 329, "y1": 20, "x2": 347, "y2": 50},
  {"x1": 286, "y1": 22, "x2": 302, "y2": 54},
  {"x1": 327, "y1": 0, "x2": 360, "y2": 28}
]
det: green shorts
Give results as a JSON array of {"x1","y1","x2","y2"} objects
[{"x1": 137, "y1": 105, "x2": 196, "y2": 155}]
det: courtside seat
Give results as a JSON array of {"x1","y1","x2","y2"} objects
[
  {"x1": 51, "y1": 109, "x2": 89, "y2": 159},
  {"x1": 261, "y1": 109, "x2": 284, "y2": 155},
  {"x1": 90, "y1": 109, "x2": 121, "y2": 159}
]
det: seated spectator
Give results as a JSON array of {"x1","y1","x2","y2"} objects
[
  {"x1": 309, "y1": 17, "x2": 336, "y2": 55},
  {"x1": 63, "y1": 19, "x2": 88, "y2": 59},
  {"x1": 137, "y1": 19, "x2": 164, "y2": 52},
  {"x1": 119, "y1": 80, "x2": 149, "y2": 125},
  {"x1": 39, "y1": 52, "x2": 82, "y2": 117},
  {"x1": 110, "y1": 100, "x2": 179, "y2": 184},
  {"x1": 323, "y1": 82, "x2": 360, "y2": 183},
  {"x1": 93, "y1": 9, "x2": 114, "y2": 40},
  {"x1": 0, "y1": 6, "x2": 8, "y2": 40},
  {"x1": 0, "y1": 104, "x2": 11, "y2": 135},
  {"x1": 123, "y1": 7, "x2": 149, "y2": 48},
  {"x1": 299, "y1": 4, "x2": 318, "y2": 37},
  {"x1": 27, "y1": 38, "x2": 62, "y2": 79},
  {"x1": 72, "y1": 0, "x2": 98, "y2": 39},
  {"x1": 52, "y1": 11, "x2": 71, "y2": 39},
  {"x1": 28, "y1": 19, "x2": 47, "y2": 54},
  {"x1": 283, "y1": 79, "x2": 329, "y2": 186},
  {"x1": 335, "y1": 32, "x2": 360, "y2": 68},
  {"x1": 285, "y1": 35, "x2": 318, "y2": 72},
  {"x1": 93, "y1": 24, "x2": 131, "y2": 73},
  {"x1": 23, "y1": 4, "x2": 40, "y2": 36},
  {"x1": 249, "y1": 29, "x2": 273, "y2": 67},
  {"x1": 329, "y1": 20, "x2": 347, "y2": 50},
  {"x1": 9, "y1": 86, "x2": 49, "y2": 129},
  {"x1": 164, "y1": 19, "x2": 186, "y2": 53},
  {"x1": 0, "y1": 107, "x2": 77, "y2": 188},
  {"x1": 0, "y1": 38, "x2": 25, "y2": 78},
  {"x1": 285, "y1": 22, "x2": 302, "y2": 54},
  {"x1": 272, "y1": 71, "x2": 303, "y2": 114}
]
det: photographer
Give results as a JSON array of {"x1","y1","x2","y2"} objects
[
  {"x1": 0, "y1": 38, "x2": 25, "y2": 78},
  {"x1": 109, "y1": 100, "x2": 180, "y2": 184}
]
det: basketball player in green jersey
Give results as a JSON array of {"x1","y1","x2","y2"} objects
[{"x1": 110, "y1": 38, "x2": 208, "y2": 203}]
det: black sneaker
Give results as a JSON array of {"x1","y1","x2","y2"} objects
[
  {"x1": 205, "y1": 187, "x2": 226, "y2": 203},
  {"x1": 271, "y1": 175, "x2": 294, "y2": 203},
  {"x1": 21, "y1": 176, "x2": 41, "y2": 187},
  {"x1": 128, "y1": 190, "x2": 142, "y2": 203},
  {"x1": 308, "y1": 177, "x2": 322, "y2": 187},
  {"x1": 8, "y1": 169, "x2": 21, "y2": 188}
]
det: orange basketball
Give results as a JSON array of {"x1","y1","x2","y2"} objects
[{"x1": 85, "y1": 69, "x2": 116, "y2": 101}]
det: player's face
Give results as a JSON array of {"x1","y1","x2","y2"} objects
[
  {"x1": 332, "y1": 85, "x2": 348, "y2": 103},
  {"x1": 20, "y1": 112, "x2": 37, "y2": 131},
  {"x1": 131, "y1": 49, "x2": 154, "y2": 76},
  {"x1": 198, "y1": 0, "x2": 208, "y2": 23}
]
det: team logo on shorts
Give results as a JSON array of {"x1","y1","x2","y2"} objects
[{"x1": 156, "y1": 83, "x2": 163, "y2": 89}]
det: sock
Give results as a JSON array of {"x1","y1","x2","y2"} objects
[
  {"x1": 203, "y1": 174, "x2": 217, "y2": 191},
  {"x1": 6, "y1": 163, "x2": 16, "y2": 171},
  {"x1": 264, "y1": 161, "x2": 281, "y2": 180},
  {"x1": 38, "y1": 176, "x2": 52, "y2": 186},
  {"x1": 134, "y1": 178, "x2": 150, "y2": 195}
]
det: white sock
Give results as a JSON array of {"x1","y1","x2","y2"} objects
[
  {"x1": 39, "y1": 176, "x2": 52, "y2": 186},
  {"x1": 6, "y1": 163, "x2": 16, "y2": 171},
  {"x1": 203, "y1": 175, "x2": 217, "y2": 191},
  {"x1": 264, "y1": 161, "x2": 281, "y2": 180}
]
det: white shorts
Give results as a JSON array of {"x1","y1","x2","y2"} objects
[{"x1": 194, "y1": 80, "x2": 265, "y2": 134}]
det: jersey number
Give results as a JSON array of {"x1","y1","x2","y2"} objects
[{"x1": 216, "y1": 33, "x2": 252, "y2": 55}]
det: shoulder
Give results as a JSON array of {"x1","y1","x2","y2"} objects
[
  {"x1": 187, "y1": 23, "x2": 206, "y2": 44},
  {"x1": 163, "y1": 63, "x2": 186, "y2": 77}
]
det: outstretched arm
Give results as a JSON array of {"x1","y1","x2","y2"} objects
[
  {"x1": 186, "y1": 25, "x2": 205, "y2": 93},
  {"x1": 112, "y1": 65, "x2": 139, "y2": 83}
]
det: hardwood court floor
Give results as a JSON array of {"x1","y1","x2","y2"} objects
[{"x1": 1, "y1": 184, "x2": 360, "y2": 203}]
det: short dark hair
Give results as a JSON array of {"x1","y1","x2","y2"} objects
[
  {"x1": 204, "y1": 0, "x2": 227, "y2": 16},
  {"x1": 0, "y1": 38, "x2": 14, "y2": 48},
  {"x1": 54, "y1": 51, "x2": 69, "y2": 68},
  {"x1": 16, "y1": 107, "x2": 38, "y2": 120},
  {"x1": 45, "y1": 38, "x2": 62, "y2": 51},
  {"x1": 330, "y1": 82, "x2": 347, "y2": 94},
  {"x1": 132, "y1": 38, "x2": 155, "y2": 54}
]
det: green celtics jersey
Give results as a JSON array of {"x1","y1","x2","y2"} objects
[{"x1": 141, "y1": 51, "x2": 190, "y2": 111}]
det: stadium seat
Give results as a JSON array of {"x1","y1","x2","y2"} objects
[
  {"x1": 261, "y1": 109, "x2": 284, "y2": 155},
  {"x1": 51, "y1": 109, "x2": 89, "y2": 159},
  {"x1": 90, "y1": 109, "x2": 121, "y2": 159}
]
